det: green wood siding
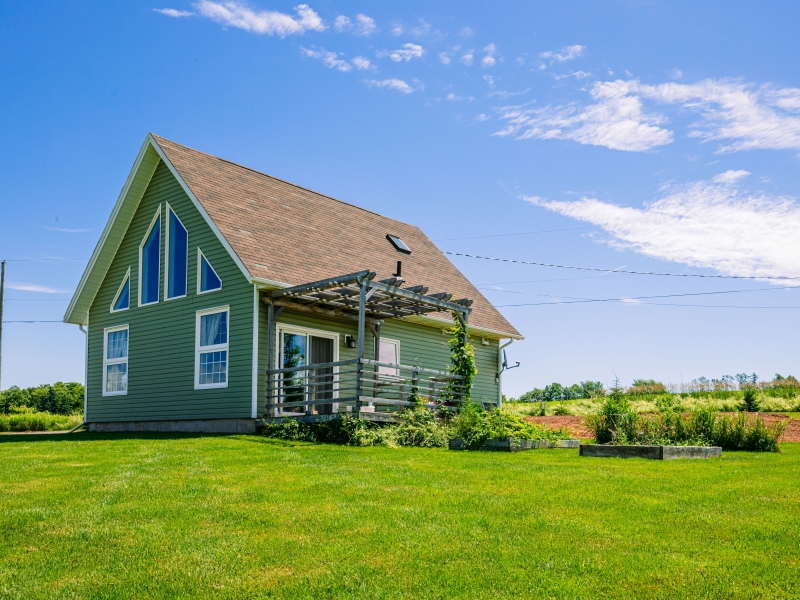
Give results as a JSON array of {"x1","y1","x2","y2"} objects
[
  {"x1": 257, "y1": 308, "x2": 499, "y2": 414},
  {"x1": 87, "y1": 160, "x2": 253, "y2": 422}
]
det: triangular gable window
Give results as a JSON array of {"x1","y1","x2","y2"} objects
[
  {"x1": 198, "y1": 250, "x2": 222, "y2": 293},
  {"x1": 111, "y1": 269, "x2": 131, "y2": 312}
]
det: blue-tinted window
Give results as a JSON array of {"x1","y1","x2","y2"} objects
[
  {"x1": 112, "y1": 276, "x2": 130, "y2": 311},
  {"x1": 168, "y1": 209, "x2": 188, "y2": 299},
  {"x1": 141, "y1": 215, "x2": 160, "y2": 304},
  {"x1": 200, "y1": 253, "x2": 222, "y2": 292}
]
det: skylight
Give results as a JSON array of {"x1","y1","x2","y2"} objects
[{"x1": 386, "y1": 234, "x2": 411, "y2": 254}]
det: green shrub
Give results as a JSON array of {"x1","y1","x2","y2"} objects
[
  {"x1": 260, "y1": 415, "x2": 398, "y2": 446},
  {"x1": 553, "y1": 403, "x2": 572, "y2": 416},
  {"x1": 740, "y1": 389, "x2": 760, "y2": 413},
  {"x1": 585, "y1": 402, "x2": 785, "y2": 452},
  {"x1": 451, "y1": 404, "x2": 572, "y2": 447},
  {"x1": 394, "y1": 408, "x2": 450, "y2": 447},
  {"x1": 261, "y1": 405, "x2": 572, "y2": 449},
  {"x1": 0, "y1": 408, "x2": 83, "y2": 432}
]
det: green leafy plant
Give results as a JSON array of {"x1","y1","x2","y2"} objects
[
  {"x1": 446, "y1": 310, "x2": 477, "y2": 405},
  {"x1": 553, "y1": 403, "x2": 572, "y2": 416},
  {"x1": 451, "y1": 404, "x2": 571, "y2": 447},
  {"x1": 740, "y1": 389, "x2": 760, "y2": 413}
]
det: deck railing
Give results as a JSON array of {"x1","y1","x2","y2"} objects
[{"x1": 264, "y1": 358, "x2": 465, "y2": 417}]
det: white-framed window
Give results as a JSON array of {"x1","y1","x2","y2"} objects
[
  {"x1": 276, "y1": 324, "x2": 339, "y2": 415},
  {"x1": 165, "y1": 204, "x2": 188, "y2": 300},
  {"x1": 377, "y1": 338, "x2": 400, "y2": 376},
  {"x1": 110, "y1": 268, "x2": 131, "y2": 313},
  {"x1": 197, "y1": 248, "x2": 222, "y2": 294},
  {"x1": 195, "y1": 306, "x2": 230, "y2": 389},
  {"x1": 103, "y1": 325, "x2": 129, "y2": 396},
  {"x1": 138, "y1": 206, "x2": 161, "y2": 306}
]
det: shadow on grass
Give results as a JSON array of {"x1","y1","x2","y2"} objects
[{"x1": 0, "y1": 431, "x2": 258, "y2": 444}]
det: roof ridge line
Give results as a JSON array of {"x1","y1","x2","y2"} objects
[{"x1": 150, "y1": 133, "x2": 415, "y2": 227}]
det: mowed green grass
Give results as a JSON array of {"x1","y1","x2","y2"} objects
[{"x1": 1, "y1": 435, "x2": 798, "y2": 599}]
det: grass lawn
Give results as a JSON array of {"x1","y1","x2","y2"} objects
[{"x1": 1, "y1": 434, "x2": 798, "y2": 599}]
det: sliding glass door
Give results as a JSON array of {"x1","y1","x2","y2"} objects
[{"x1": 278, "y1": 326, "x2": 338, "y2": 415}]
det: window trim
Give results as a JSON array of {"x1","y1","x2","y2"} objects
[
  {"x1": 138, "y1": 205, "x2": 162, "y2": 307},
  {"x1": 377, "y1": 338, "x2": 401, "y2": 377},
  {"x1": 196, "y1": 248, "x2": 223, "y2": 295},
  {"x1": 275, "y1": 323, "x2": 340, "y2": 416},
  {"x1": 165, "y1": 203, "x2": 188, "y2": 301},
  {"x1": 109, "y1": 267, "x2": 131, "y2": 313},
  {"x1": 195, "y1": 305, "x2": 230, "y2": 390},
  {"x1": 102, "y1": 324, "x2": 129, "y2": 397}
]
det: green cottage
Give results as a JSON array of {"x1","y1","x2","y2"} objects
[{"x1": 63, "y1": 134, "x2": 522, "y2": 432}]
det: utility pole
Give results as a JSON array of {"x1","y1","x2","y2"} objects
[{"x1": 0, "y1": 260, "x2": 5, "y2": 393}]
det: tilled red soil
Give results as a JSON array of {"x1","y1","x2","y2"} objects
[{"x1": 525, "y1": 413, "x2": 800, "y2": 442}]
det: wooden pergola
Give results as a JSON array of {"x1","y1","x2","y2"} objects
[{"x1": 262, "y1": 270, "x2": 473, "y2": 418}]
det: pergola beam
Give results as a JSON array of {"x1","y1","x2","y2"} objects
[{"x1": 270, "y1": 270, "x2": 375, "y2": 300}]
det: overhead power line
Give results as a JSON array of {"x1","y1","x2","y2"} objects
[
  {"x1": 483, "y1": 286, "x2": 792, "y2": 302},
  {"x1": 3, "y1": 258, "x2": 89, "y2": 262},
  {"x1": 446, "y1": 251, "x2": 800, "y2": 281},
  {"x1": 498, "y1": 300, "x2": 800, "y2": 309},
  {"x1": 2, "y1": 320, "x2": 63, "y2": 323}
]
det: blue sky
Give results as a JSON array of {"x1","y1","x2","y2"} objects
[{"x1": 2, "y1": 1, "x2": 800, "y2": 396}]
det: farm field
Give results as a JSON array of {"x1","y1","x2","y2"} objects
[{"x1": 1, "y1": 434, "x2": 799, "y2": 599}]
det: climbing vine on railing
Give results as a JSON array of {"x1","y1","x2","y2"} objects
[{"x1": 447, "y1": 309, "x2": 477, "y2": 405}]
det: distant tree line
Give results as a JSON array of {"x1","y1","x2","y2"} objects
[
  {"x1": 513, "y1": 374, "x2": 799, "y2": 402},
  {"x1": 516, "y1": 381, "x2": 606, "y2": 402},
  {"x1": 0, "y1": 383, "x2": 84, "y2": 415}
]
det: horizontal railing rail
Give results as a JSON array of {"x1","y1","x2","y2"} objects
[{"x1": 264, "y1": 358, "x2": 465, "y2": 416}]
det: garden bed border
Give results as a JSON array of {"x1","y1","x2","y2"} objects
[{"x1": 579, "y1": 444, "x2": 722, "y2": 460}]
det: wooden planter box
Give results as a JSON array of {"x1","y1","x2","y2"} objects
[
  {"x1": 449, "y1": 438, "x2": 580, "y2": 452},
  {"x1": 579, "y1": 444, "x2": 722, "y2": 460}
]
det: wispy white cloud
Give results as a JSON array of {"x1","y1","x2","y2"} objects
[
  {"x1": 460, "y1": 51, "x2": 474, "y2": 66},
  {"x1": 496, "y1": 77, "x2": 800, "y2": 153},
  {"x1": 460, "y1": 27, "x2": 474, "y2": 37},
  {"x1": 154, "y1": 8, "x2": 193, "y2": 17},
  {"x1": 482, "y1": 43, "x2": 497, "y2": 68},
  {"x1": 489, "y1": 88, "x2": 531, "y2": 99},
  {"x1": 364, "y1": 78, "x2": 417, "y2": 94},
  {"x1": 194, "y1": 1, "x2": 324, "y2": 36},
  {"x1": 390, "y1": 19, "x2": 431, "y2": 37},
  {"x1": 495, "y1": 80, "x2": 673, "y2": 152},
  {"x1": 637, "y1": 79, "x2": 800, "y2": 152},
  {"x1": 539, "y1": 44, "x2": 585, "y2": 63},
  {"x1": 438, "y1": 52, "x2": 451, "y2": 65},
  {"x1": 524, "y1": 177, "x2": 800, "y2": 283},
  {"x1": 474, "y1": 113, "x2": 490, "y2": 122},
  {"x1": 300, "y1": 46, "x2": 350, "y2": 71},
  {"x1": 483, "y1": 75, "x2": 495, "y2": 88},
  {"x1": 334, "y1": 13, "x2": 376, "y2": 35},
  {"x1": 351, "y1": 56, "x2": 375, "y2": 71},
  {"x1": 8, "y1": 283, "x2": 69, "y2": 294},
  {"x1": 378, "y1": 43, "x2": 424, "y2": 62},
  {"x1": 713, "y1": 169, "x2": 750, "y2": 184},
  {"x1": 446, "y1": 93, "x2": 473, "y2": 101},
  {"x1": 42, "y1": 226, "x2": 92, "y2": 233}
]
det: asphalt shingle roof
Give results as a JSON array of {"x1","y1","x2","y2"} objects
[{"x1": 153, "y1": 134, "x2": 520, "y2": 337}]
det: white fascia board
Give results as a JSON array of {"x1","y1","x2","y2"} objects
[
  {"x1": 64, "y1": 136, "x2": 160, "y2": 325},
  {"x1": 148, "y1": 135, "x2": 253, "y2": 285}
]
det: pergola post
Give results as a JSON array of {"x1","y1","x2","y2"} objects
[
  {"x1": 266, "y1": 302, "x2": 275, "y2": 417},
  {"x1": 355, "y1": 279, "x2": 367, "y2": 414}
]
